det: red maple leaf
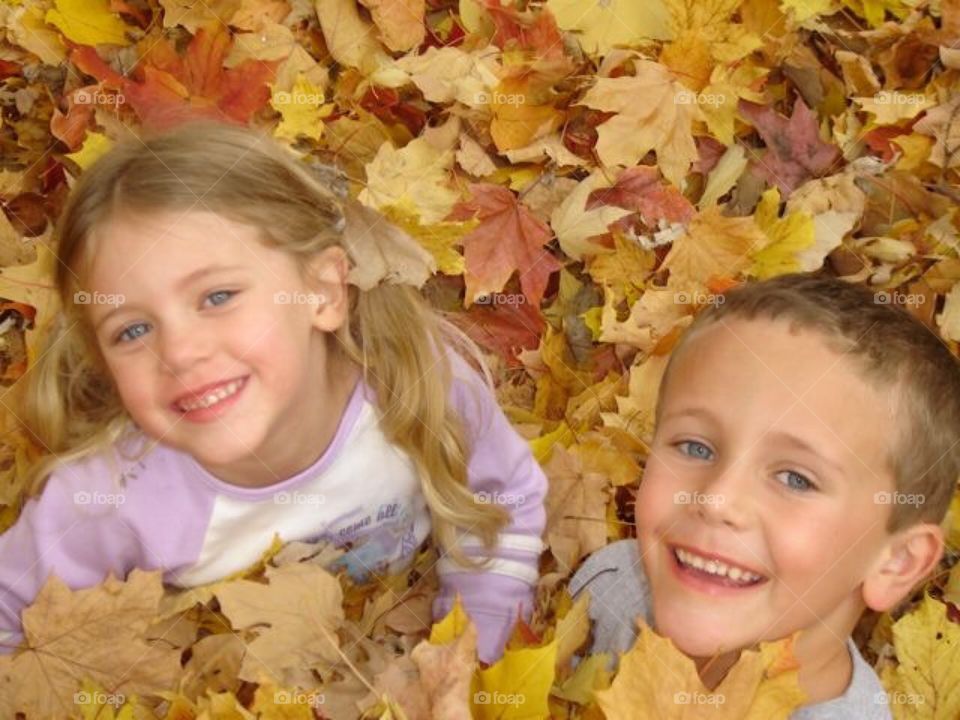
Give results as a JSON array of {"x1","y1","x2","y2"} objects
[
  {"x1": 447, "y1": 183, "x2": 562, "y2": 309},
  {"x1": 70, "y1": 23, "x2": 278, "y2": 132},
  {"x1": 739, "y1": 96, "x2": 842, "y2": 196}
]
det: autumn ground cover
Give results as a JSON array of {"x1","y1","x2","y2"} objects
[{"x1": 1, "y1": 0, "x2": 960, "y2": 718}]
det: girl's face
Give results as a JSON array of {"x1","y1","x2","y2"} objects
[{"x1": 83, "y1": 208, "x2": 351, "y2": 486}]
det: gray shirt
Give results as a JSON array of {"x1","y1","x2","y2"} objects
[{"x1": 568, "y1": 539, "x2": 893, "y2": 719}]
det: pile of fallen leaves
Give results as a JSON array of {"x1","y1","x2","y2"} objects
[{"x1": 2, "y1": 0, "x2": 960, "y2": 718}]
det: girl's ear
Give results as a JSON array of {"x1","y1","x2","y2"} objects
[
  {"x1": 304, "y1": 245, "x2": 350, "y2": 332},
  {"x1": 861, "y1": 524, "x2": 944, "y2": 612}
]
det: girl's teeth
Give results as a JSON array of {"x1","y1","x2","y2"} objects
[
  {"x1": 179, "y1": 378, "x2": 244, "y2": 412},
  {"x1": 675, "y1": 548, "x2": 762, "y2": 584}
]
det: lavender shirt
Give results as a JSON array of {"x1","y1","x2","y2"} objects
[{"x1": 0, "y1": 351, "x2": 547, "y2": 663}]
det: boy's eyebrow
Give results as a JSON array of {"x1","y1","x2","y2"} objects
[
  {"x1": 92, "y1": 264, "x2": 247, "y2": 332},
  {"x1": 662, "y1": 405, "x2": 844, "y2": 474}
]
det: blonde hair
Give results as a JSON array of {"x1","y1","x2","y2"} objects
[
  {"x1": 15, "y1": 119, "x2": 509, "y2": 567},
  {"x1": 654, "y1": 270, "x2": 960, "y2": 532}
]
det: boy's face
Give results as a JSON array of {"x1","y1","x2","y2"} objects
[{"x1": 636, "y1": 316, "x2": 900, "y2": 658}]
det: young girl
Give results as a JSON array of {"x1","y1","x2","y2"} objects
[{"x1": 0, "y1": 120, "x2": 547, "y2": 664}]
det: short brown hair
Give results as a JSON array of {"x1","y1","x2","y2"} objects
[{"x1": 654, "y1": 270, "x2": 960, "y2": 532}]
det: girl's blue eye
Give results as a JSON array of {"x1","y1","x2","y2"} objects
[
  {"x1": 777, "y1": 470, "x2": 816, "y2": 492},
  {"x1": 676, "y1": 440, "x2": 712, "y2": 460},
  {"x1": 113, "y1": 290, "x2": 237, "y2": 345},
  {"x1": 116, "y1": 323, "x2": 149, "y2": 344}
]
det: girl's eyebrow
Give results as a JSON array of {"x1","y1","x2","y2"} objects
[{"x1": 92, "y1": 264, "x2": 248, "y2": 332}]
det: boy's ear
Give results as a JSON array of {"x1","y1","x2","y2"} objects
[
  {"x1": 862, "y1": 524, "x2": 944, "y2": 612},
  {"x1": 304, "y1": 245, "x2": 350, "y2": 332}
]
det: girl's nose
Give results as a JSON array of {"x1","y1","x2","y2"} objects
[{"x1": 157, "y1": 320, "x2": 213, "y2": 374}]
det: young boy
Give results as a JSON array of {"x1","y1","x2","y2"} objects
[{"x1": 570, "y1": 271, "x2": 959, "y2": 719}]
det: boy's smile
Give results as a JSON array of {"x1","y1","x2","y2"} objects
[{"x1": 635, "y1": 315, "x2": 900, "y2": 666}]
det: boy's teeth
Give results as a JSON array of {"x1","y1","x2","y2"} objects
[
  {"x1": 178, "y1": 378, "x2": 244, "y2": 411},
  {"x1": 675, "y1": 547, "x2": 762, "y2": 583}
]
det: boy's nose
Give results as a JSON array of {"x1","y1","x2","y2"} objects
[{"x1": 693, "y1": 470, "x2": 753, "y2": 528}]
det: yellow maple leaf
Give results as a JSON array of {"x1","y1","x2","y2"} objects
[
  {"x1": 880, "y1": 593, "x2": 960, "y2": 719},
  {"x1": 270, "y1": 74, "x2": 332, "y2": 142},
  {"x1": 665, "y1": 0, "x2": 762, "y2": 63},
  {"x1": 359, "y1": 119, "x2": 460, "y2": 224},
  {"x1": 65, "y1": 130, "x2": 114, "y2": 172},
  {"x1": 660, "y1": 205, "x2": 768, "y2": 288},
  {"x1": 577, "y1": 62, "x2": 701, "y2": 187},
  {"x1": 545, "y1": 0, "x2": 672, "y2": 55},
  {"x1": 45, "y1": 0, "x2": 133, "y2": 46},
  {"x1": 748, "y1": 188, "x2": 816, "y2": 280},
  {"x1": 379, "y1": 201, "x2": 476, "y2": 276},
  {"x1": 595, "y1": 618, "x2": 807, "y2": 719}
]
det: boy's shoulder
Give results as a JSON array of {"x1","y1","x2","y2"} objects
[{"x1": 568, "y1": 540, "x2": 893, "y2": 720}]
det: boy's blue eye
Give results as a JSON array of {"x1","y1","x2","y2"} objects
[
  {"x1": 113, "y1": 289, "x2": 237, "y2": 345},
  {"x1": 205, "y1": 289, "x2": 235, "y2": 306}
]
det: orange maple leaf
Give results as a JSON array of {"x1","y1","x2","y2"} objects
[
  {"x1": 447, "y1": 183, "x2": 562, "y2": 309},
  {"x1": 69, "y1": 23, "x2": 279, "y2": 131}
]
